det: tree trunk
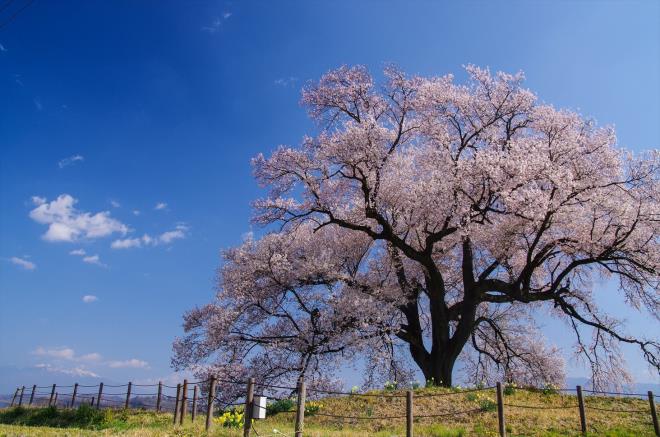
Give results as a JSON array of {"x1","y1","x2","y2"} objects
[
  {"x1": 418, "y1": 353, "x2": 456, "y2": 387},
  {"x1": 406, "y1": 313, "x2": 472, "y2": 388},
  {"x1": 399, "y1": 250, "x2": 476, "y2": 388}
]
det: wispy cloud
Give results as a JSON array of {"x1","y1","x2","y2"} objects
[
  {"x1": 82, "y1": 295, "x2": 98, "y2": 303},
  {"x1": 79, "y1": 352, "x2": 102, "y2": 362},
  {"x1": 82, "y1": 254, "x2": 106, "y2": 267},
  {"x1": 29, "y1": 194, "x2": 128, "y2": 242},
  {"x1": 35, "y1": 363, "x2": 99, "y2": 378},
  {"x1": 110, "y1": 200, "x2": 120, "y2": 208},
  {"x1": 0, "y1": 43, "x2": 7, "y2": 52},
  {"x1": 58, "y1": 154, "x2": 84, "y2": 168},
  {"x1": 107, "y1": 359, "x2": 149, "y2": 369},
  {"x1": 134, "y1": 371, "x2": 194, "y2": 386},
  {"x1": 154, "y1": 202, "x2": 167, "y2": 210},
  {"x1": 33, "y1": 98, "x2": 43, "y2": 111},
  {"x1": 32, "y1": 346, "x2": 147, "y2": 374},
  {"x1": 70, "y1": 248, "x2": 106, "y2": 267},
  {"x1": 110, "y1": 237, "x2": 143, "y2": 249},
  {"x1": 33, "y1": 346, "x2": 76, "y2": 360},
  {"x1": 132, "y1": 210, "x2": 141, "y2": 216},
  {"x1": 201, "y1": 11, "x2": 232, "y2": 33},
  {"x1": 111, "y1": 224, "x2": 188, "y2": 249},
  {"x1": 274, "y1": 76, "x2": 299, "y2": 87},
  {"x1": 8, "y1": 256, "x2": 36, "y2": 270}
]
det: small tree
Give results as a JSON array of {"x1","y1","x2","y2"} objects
[{"x1": 174, "y1": 65, "x2": 659, "y2": 390}]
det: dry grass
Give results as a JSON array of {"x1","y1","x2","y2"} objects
[{"x1": 0, "y1": 386, "x2": 656, "y2": 436}]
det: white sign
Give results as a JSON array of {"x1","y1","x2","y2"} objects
[{"x1": 253, "y1": 396, "x2": 267, "y2": 419}]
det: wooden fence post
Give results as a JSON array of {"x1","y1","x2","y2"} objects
[
  {"x1": 295, "y1": 378, "x2": 306, "y2": 437},
  {"x1": 205, "y1": 376, "x2": 217, "y2": 432},
  {"x1": 49, "y1": 384, "x2": 56, "y2": 407},
  {"x1": 179, "y1": 379, "x2": 188, "y2": 424},
  {"x1": 406, "y1": 389, "x2": 413, "y2": 437},
  {"x1": 576, "y1": 385, "x2": 587, "y2": 434},
  {"x1": 496, "y1": 382, "x2": 506, "y2": 437},
  {"x1": 29, "y1": 385, "x2": 36, "y2": 406},
  {"x1": 53, "y1": 393, "x2": 58, "y2": 407},
  {"x1": 243, "y1": 378, "x2": 255, "y2": 437},
  {"x1": 10, "y1": 388, "x2": 18, "y2": 407},
  {"x1": 191, "y1": 385, "x2": 198, "y2": 422},
  {"x1": 125, "y1": 382, "x2": 132, "y2": 409},
  {"x1": 18, "y1": 386, "x2": 25, "y2": 406},
  {"x1": 156, "y1": 381, "x2": 162, "y2": 412},
  {"x1": 91, "y1": 396, "x2": 95, "y2": 406},
  {"x1": 173, "y1": 383, "x2": 181, "y2": 425},
  {"x1": 96, "y1": 382, "x2": 104, "y2": 410},
  {"x1": 648, "y1": 391, "x2": 659, "y2": 437},
  {"x1": 71, "y1": 383, "x2": 78, "y2": 408}
]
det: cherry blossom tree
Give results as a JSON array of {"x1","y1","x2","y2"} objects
[{"x1": 174, "y1": 65, "x2": 659, "y2": 390}]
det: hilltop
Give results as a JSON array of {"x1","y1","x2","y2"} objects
[{"x1": 0, "y1": 385, "x2": 657, "y2": 436}]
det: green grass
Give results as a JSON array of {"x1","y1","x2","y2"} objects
[{"x1": 0, "y1": 387, "x2": 657, "y2": 436}]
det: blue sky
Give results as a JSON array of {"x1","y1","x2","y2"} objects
[{"x1": 1, "y1": 0, "x2": 659, "y2": 390}]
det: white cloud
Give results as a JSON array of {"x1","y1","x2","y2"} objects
[
  {"x1": 29, "y1": 194, "x2": 128, "y2": 242},
  {"x1": 58, "y1": 154, "x2": 84, "y2": 168},
  {"x1": 82, "y1": 255, "x2": 106, "y2": 267},
  {"x1": 110, "y1": 200, "x2": 120, "y2": 208},
  {"x1": 201, "y1": 17, "x2": 222, "y2": 33},
  {"x1": 132, "y1": 210, "x2": 140, "y2": 216},
  {"x1": 32, "y1": 346, "x2": 147, "y2": 374},
  {"x1": 0, "y1": 43, "x2": 7, "y2": 52},
  {"x1": 134, "y1": 371, "x2": 194, "y2": 386},
  {"x1": 201, "y1": 12, "x2": 231, "y2": 33},
  {"x1": 9, "y1": 256, "x2": 36, "y2": 270},
  {"x1": 111, "y1": 225, "x2": 188, "y2": 249},
  {"x1": 111, "y1": 237, "x2": 143, "y2": 249},
  {"x1": 82, "y1": 295, "x2": 98, "y2": 303},
  {"x1": 33, "y1": 346, "x2": 76, "y2": 360},
  {"x1": 154, "y1": 202, "x2": 167, "y2": 210},
  {"x1": 71, "y1": 250, "x2": 106, "y2": 267},
  {"x1": 108, "y1": 359, "x2": 149, "y2": 369},
  {"x1": 34, "y1": 98, "x2": 42, "y2": 111},
  {"x1": 158, "y1": 226, "x2": 186, "y2": 244},
  {"x1": 35, "y1": 363, "x2": 99, "y2": 378},
  {"x1": 31, "y1": 196, "x2": 46, "y2": 205},
  {"x1": 79, "y1": 352, "x2": 102, "y2": 362},
  {"x1": 274, "y1": 76, "x2": 299, "y2": 87}
]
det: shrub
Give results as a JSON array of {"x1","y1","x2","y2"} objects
[{"x1": 266, "y1": 398, "x2": 295, "y2": 415}]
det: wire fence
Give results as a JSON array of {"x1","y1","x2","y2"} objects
[{"x1": 3, "y1": 379, "x2": 659, "y2": 437}]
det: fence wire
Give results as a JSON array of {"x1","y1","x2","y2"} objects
[{"x1": 4, "y1": 379, "x2": 658, "y2": 436}]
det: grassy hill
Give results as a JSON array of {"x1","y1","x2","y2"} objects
[{"x1": 0, "y1": 385, "x2": 656, "y2": 436}]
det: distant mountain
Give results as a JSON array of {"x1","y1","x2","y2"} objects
[
  {"x1": 0, "y1": 365, "x2": 117, "y2": 396},
  {"x1": 565, "y1": 377, "x2": 660, "y2": 395}
]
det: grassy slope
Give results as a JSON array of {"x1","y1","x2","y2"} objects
[{"x1": 0, "y1": 386, "x2": 656, "y2": 436}]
